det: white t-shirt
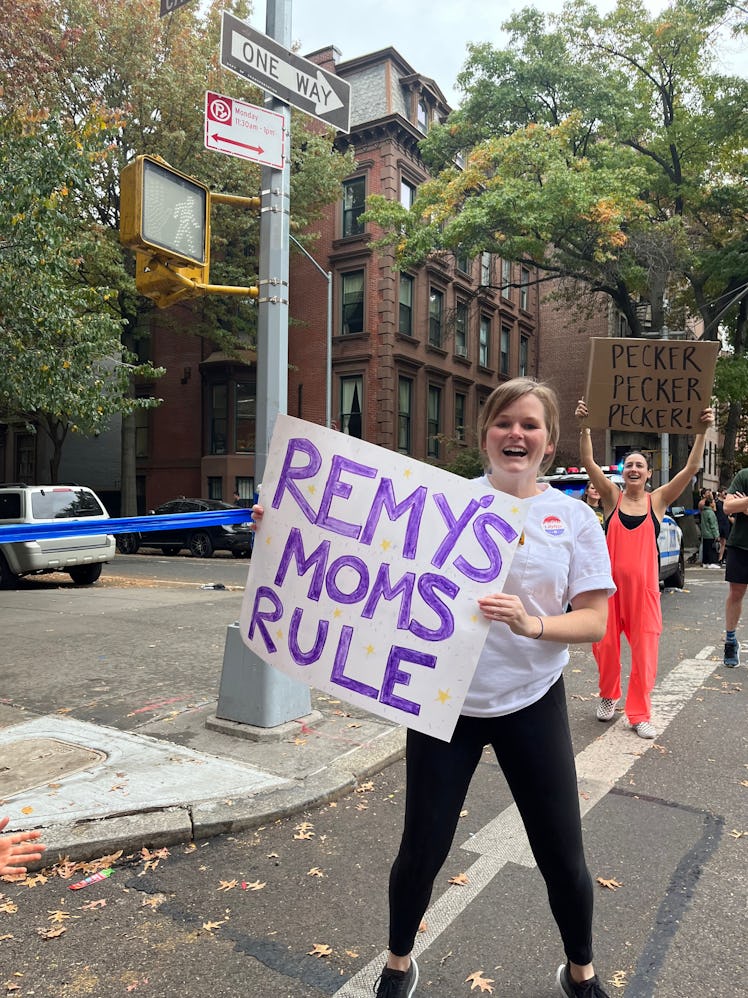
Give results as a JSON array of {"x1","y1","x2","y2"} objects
[{"x1": 461, "y1": 482, "x2": 615, "y2": 718}]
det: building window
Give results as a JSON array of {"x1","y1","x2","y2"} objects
[
  {"x1": 427, "y1": 385, "x2": 442, "y2": 458},
  {"x1": 501, "y1": 258, "x2": 511, "y2": 298},
  {"x1": 15, "y1": 433, "x2": 35, "y2": 482},
  {"x1": 520, "y1": 267, "x2": 530, "y2": 310},
  {"x1": 134, "y1": 407, "x2": 149, "y2": 459},
  {"x1": 455, "y1": 300, "x2": 468, "y2": 357},
  {"x1": 455, "y1": 248, "x2": 470, "y2": 274},
  {"x1": 207, "y1": 477, "x2": 223, "y2": 500},
  {"x1": 479, "y1": 316, "x2": 490, "y2": 367},
  {"x1": 342, "y1": 177, "x2": 366, "y2": 237},
  {"x1": 210, "y1": 383, "x2": 228, "y2": 455},
  {"x1": 480, "y1": 251, "x2": 492, "y2": 286},
  {"x1": 400, "y1": 179, "x2": 416, "y2": 209},
  {"x1": 500, "y1": 326, "x2": 510, "y2": 375},
  {"x1": 399, "y1": 274, "x2": 414, "y2": 336},
  {"x1": 519, "y1": 335, "x2": 529, "y2": 376},
  {"x1": 428, "y1": 288, "x2": 443, "y2": 347},
  {"x1": 398, "y1": 376, "x2": 413, "y2": 454},
  {"x1": 341, "y1": 270, "x2": 364, "y2": 334},
  {"x1": 455, "y1": 391, "x2": 467, "y2": 442},
  {"x1": 340, "y1": 375, "x2": 364, "y2": 438},
  {"x1": 235, "y1": 477, "x2": 254, "y2": 503},
  {"x1": 235, "y1": 379, "x2": 256, "y2": 453},
  {"x1": 417, "y1": 98, "x2": 428, "y2": 133}
]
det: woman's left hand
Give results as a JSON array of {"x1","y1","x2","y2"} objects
[
  {"x1": 478, "y1": 593, "x2": 540, "y2": 638},
  {"x1": 699, "y1": 407, "x2": 715, "y2": 429}
]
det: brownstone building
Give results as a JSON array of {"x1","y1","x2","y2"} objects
[{"x1": 122, "y1": 45, "x2": 540, "y2": 511}]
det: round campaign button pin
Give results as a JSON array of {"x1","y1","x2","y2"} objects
[{"x1": 542, "y1": 515, "x2": 565, "y2": 537}]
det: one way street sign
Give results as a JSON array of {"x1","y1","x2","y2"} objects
[{"x1": 220, "y1": 12, "x2": 351, "y2": 133}]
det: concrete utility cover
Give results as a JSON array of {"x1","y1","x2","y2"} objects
[{"x1": 0, "y1": 738, "x2": 106, "y2": 798}]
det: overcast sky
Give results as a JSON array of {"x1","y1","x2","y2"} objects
[{"x1": 247, "y1": 0, "x2": 746, "y2": 107}]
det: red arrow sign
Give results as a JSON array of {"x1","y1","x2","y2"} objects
[{"x1": 210, "y1": 132, "x2": 265, "y2": 156}]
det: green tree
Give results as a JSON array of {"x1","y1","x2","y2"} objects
[
  {"x1": 0, "y1": 108, "x2": 163, "y2": 483},
  {"x1": 365, "y1": 0, "x2": 747, "y2": 470},
  {"x1": 1, "y1": 0, "x2": 355, "y2": 508}
]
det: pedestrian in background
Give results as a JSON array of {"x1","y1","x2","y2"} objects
[
  {"x1": 699, "y1": 497, "x2": 720, "y2": 568},
  {"x1": 722, "y1": 469, "x2": 748, "y2": 668},
  {"x1": 575, "y1": 400, "x2": 714, "y2": 739},
  {"x1": 715, "y1": 490, "x2": 731, "y2": 566},
  {"x1": 581, "y1": 481, "x2": 605, "y2": 525},
  {"x1": 0, "y1": 817, "x2": 45, "y2": 877}
]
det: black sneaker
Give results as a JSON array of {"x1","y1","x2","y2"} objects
[
  {"x1": 556, "y1": 963, "x2": 610, "y2": 997},
  {"x1": 373, "y1": 957, "x2": 419, "y2": 998},
  {"x1": 724, "y1": 639, "x2": 740, "y2": 668}
]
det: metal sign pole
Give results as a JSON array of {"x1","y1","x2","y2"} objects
[{"x1": 214, "y1": 0, "x2": 312, "y2": 731}]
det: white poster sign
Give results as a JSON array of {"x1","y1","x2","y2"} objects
[{"x1": 238, "y1": 416, "x2": 527, "y2": 742}]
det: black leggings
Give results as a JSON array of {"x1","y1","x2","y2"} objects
[{"x1": 388, "y1": 676, "x2": 594, "y2": 965}]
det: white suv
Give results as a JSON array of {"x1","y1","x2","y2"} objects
[{"x1": 0, "y1": 484, "x2": 115, "y2": 587}]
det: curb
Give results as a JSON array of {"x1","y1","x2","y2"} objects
[{"x1": 29, "y1": 726, "x2": 407, "y2": 868}]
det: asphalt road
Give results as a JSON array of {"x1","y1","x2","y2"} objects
[{"x1": 0, "y1": 560, "x2": 745, "y2": 997}]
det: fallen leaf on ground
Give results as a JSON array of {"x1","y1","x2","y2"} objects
[
  {"x1": 217, "y1": 879, "x2": 238, "y2": 892},
  {"x1": 37, "y1": 925, "x2": 67, "y2": 939},
  {"x1": 79, "y1": 899, "x2": 106, "y2": 911},
  {"x1": 308, "y1": 943, "x2": 332, "y2": 958},
  {"x1": 448, "y1": 873, "x2": 470, "y2": 886},
  {"x1": 307, "y1": 867, "x2": 325, "y2": 877},
  {"x1": 465, "y1": 970, "x2": 495, "y2": 992},
  {"x1": 596, "y1": 877, "x2": 623, "y2": 891},
  {"x1": 202, "y1": 919, "x2": 227, "y2": 932},
  {"x1": 243, "y1": 880, "x2": 266, "y2": 891}
]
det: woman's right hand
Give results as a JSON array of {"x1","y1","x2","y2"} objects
[
  {"x1": 575, "y1": 399, "x2": 588, "y2": 421},
  {"x1": 251, "y1": 504, "x2": 265, "y2": 532}
]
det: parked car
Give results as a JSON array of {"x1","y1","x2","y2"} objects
[
  {"x1": 115, "y1": 498, "x2": 252, "y2": 558},
  {"x1": 0, "y1": 483, "x2": 115, "y2": 587},
  {"x1": 538, "y1": 468, "x2": 686, "y2": 588}
]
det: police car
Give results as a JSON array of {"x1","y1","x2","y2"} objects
[{"x1": 538, "y1": 467, "x2": 686, "y2": 588}]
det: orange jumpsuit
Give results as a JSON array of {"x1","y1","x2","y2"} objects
[{"x1": 593, "y1": 493, "x2": 662, "y2": 724}]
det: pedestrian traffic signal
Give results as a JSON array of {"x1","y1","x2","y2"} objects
[
  {"x1": 120, "y1": 155, "x2": 210, "y2": 269},
  {"x1": 120, "y1": 155, "x2": 260, "y2": 308}
]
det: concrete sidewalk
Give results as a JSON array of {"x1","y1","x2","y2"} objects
[{"x1": 0, "y1": 696, "x2": 405, "y2": 867}]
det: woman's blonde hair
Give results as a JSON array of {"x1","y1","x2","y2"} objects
[{"x1": 477, "y1": 377, "x2": 559, "y2": 476}]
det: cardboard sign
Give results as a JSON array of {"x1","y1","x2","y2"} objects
[
  {"x1": 585, "y1": 337, "x2": 719, "y2": 433},
  {"x1": 584, "y1": 338, "x2": 719, "y2": 434},
  {"x1": 239, "y1": 415, "x2": 528, "y2": 742}
]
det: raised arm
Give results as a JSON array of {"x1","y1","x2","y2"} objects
[
  {"x1": 575, "y1": 400, "x2": 620, "y2": 513},
  {"x1": 652, "y1": 408, "x2": 715, "y2": 518}
]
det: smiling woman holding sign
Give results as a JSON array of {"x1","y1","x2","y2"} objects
[
  {"x1": 575, "y1": 399, "x2": 714, "y2": 739},
  {"x1": 252, "y1": 379, "x2": 616, "y2": 997},
  {"x1": 373, "y1": 379, "x2": 616, "y2": 998}
]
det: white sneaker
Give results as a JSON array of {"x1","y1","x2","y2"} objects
[
  {"x1": 628, "y1": 720, "x2": 657, "y2": 739},
  {"x1": 596, "y1": 697, "x2": 618, "y2": 721}
]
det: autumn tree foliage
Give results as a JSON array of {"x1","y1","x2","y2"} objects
[{"x1": 365, "y1": 0, "x2": 747, "y2": 467}]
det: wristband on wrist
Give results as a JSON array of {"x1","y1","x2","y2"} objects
[{"x1": 533, "y1": 616, "x2": 544, "y2": 639}]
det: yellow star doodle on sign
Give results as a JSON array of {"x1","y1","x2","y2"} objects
[
  {"x1": 365, "y1": 644, "x2": 375, "y2": 655},
  {"x1": 436, "y1": 689, "x2": 451, "y2": 705},
  {"x1": 276, "y1": 629, "x2": 284, "y2": 639},
  {"x1": 404, "y1": 468, "x2": 412, "y2": 477},
  {"x1": 380, "y1": 538, "x2": 392, "y2": 551},
  {"x1": 333, "y1": 608, "x2": 342, "y2": 618},
  {"x1": 307, "y1": 484, "x2": 316, "y2": 494}
]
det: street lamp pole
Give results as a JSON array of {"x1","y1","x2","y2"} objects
[{"x1": 290, "y1": 234, "x2": 333, "y2": 428}]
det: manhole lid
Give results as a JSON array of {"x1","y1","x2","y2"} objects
[{"x1": 0, "y1": 737, "x2": 106, "y2": 799}]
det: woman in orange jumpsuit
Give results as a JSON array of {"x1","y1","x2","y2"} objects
[{"x1": 575, "y1": 401, "x2": 714, "y2": 738}]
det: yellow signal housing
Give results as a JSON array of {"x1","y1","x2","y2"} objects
[{"x1": 120, "y1": 156, "x2": 260, "y2": 308}]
